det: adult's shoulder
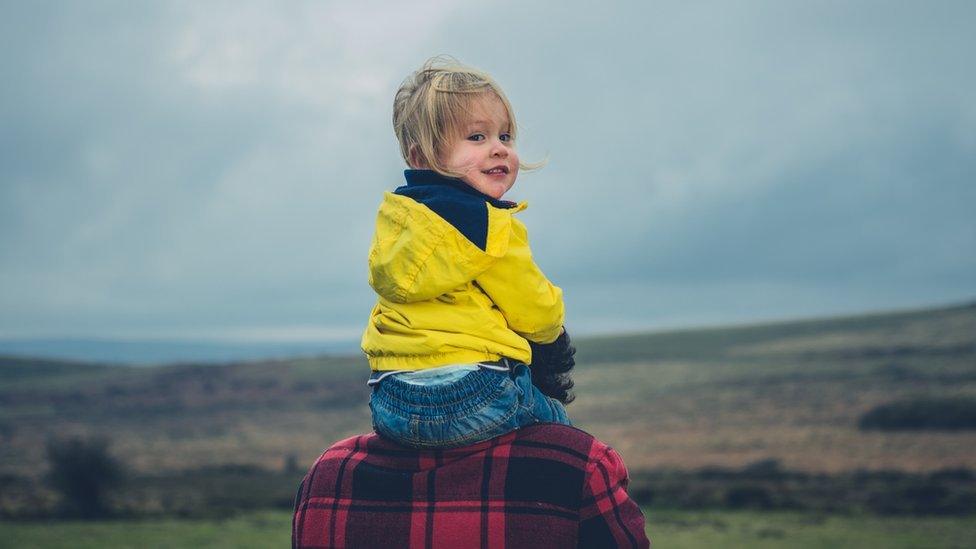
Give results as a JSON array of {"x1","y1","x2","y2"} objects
[
  {"x1": 306, "y1": 425, "x2": 618, "y2": 476},
  {"x1": 310, "y1": 432, "x2": 404, "y2": 462},
  {"x1": 507, "y1": 423, "x2": 617, "y2": 465},
  {"x1": 309, "y1": 425, "x2": 611, "y2": 468},
  {"x1": 500, "y1": 423, "x2": 619, "y2": 473}
]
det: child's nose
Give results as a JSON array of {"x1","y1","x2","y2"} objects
[{"x1": 491, "y1": 140, "x2": 508, "y2": 157}]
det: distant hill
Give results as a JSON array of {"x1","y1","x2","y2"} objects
[
  {"x1": 577, "y1": 300, "x2": 976, "y2": 363},
  {"x1": 0, "y1": 337, "x2": 361, "y2": 366},
  {"x1": 1, "y1": 299, "x2": 974, "y2": 482}
]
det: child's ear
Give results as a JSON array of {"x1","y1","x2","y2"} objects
[{"x1": 408, "y1": 145, "x2": 430, "y2": 169}]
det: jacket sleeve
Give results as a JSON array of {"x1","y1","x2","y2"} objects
[
  {"x1": 474, "y1": 215, "x2": 565, "y2": 344},
  {"x1": 578, "y1": 446, "x2": 651, "y2": 548}
]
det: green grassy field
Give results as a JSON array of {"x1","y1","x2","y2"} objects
[
  {"x1": 0, "y1": 510, "x2": 291, "y2": 549},
  {"x1": 2, "y1": 509, "x2": 974, "y2": 548}
]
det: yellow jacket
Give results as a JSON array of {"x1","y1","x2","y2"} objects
[{"x1": 361, "y1": 170, "x2": 564, "y2": 371}]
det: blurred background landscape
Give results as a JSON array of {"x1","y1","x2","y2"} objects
[
  {"x1": 2, "y1": 0, "x2": 974, "y2": 547},
  {"x1": 2, "y1": 300, "x2": 975, "y2": 546}
]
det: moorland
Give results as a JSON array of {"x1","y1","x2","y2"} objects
[{"x1": 2, "y1": 300, "x2": 975, "y2": 526}]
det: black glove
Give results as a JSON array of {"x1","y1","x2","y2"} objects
[
  {"x1": 527, "y1": 328, "x2": 576, "y2": 404},
  {"x1": 528, "y1": 329, "x2": 576, "y2": 373}
]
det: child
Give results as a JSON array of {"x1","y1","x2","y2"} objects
[{"x1": 361, "y1": 57, "x2": 576, "y2": 449}]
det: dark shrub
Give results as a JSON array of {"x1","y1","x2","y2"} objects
[
  {"x1": 859, "y1": 397, "x2": 976, "y2": 431},
  {"x1": 929, "y1": 468, "x2": 975, "y2": 482},
  {"x1": 725, "y1": 485, "x2": 773, "y2": 509},
  {"x1": 867, "y1": 483, "x2": 953, "y2": 515},
  {"x1": 741, "y1": 459, "x2": 783, "y2": 478},
  {"x1": 284, "y1": 453, "x2": 301, "y2": 474},
  {"x1": 46, "y1": 436, "x2": 126, "y2": 519},
  {"x1": 629, "y1": 486, "x2": 654, "y2": 505}
]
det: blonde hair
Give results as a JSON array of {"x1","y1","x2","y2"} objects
[{"x1": 393, "y1": 56, "x2": 544, "y2": 177}]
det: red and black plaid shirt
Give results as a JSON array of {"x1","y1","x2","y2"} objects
[{"x1": 292, "y1": 423, "x2": 650, "y2": 548}]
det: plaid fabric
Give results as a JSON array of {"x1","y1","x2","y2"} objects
[{"x1": 293, "y1": 423, "x2": 650, "y2": 548}]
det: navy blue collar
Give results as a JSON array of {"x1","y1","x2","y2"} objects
[{"x1": 402, "y1": 169, "x2": 517, "y2": 209}]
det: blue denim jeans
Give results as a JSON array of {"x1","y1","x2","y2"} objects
[{"x1": 369, "y1": 362, "x2": 572, "y2": 449}]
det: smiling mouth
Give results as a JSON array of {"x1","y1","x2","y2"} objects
[{"x1": 482, "y1": 166, "x2": 509, "y2": 175}]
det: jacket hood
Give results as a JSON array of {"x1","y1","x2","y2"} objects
[{"x1": 367, "y1": 170, "x2": 526, "y2": 304}]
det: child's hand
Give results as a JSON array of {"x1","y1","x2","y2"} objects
[
  {"x1": 527, "y1": 329, "x2": 576, "y2": 404},
  {"x1": 528, "y1": 329, "x2": 575, "y2": 373}
]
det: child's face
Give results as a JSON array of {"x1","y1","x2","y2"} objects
[{"x1": 440, "y1": 94, "x2": 519, "y2": 200}]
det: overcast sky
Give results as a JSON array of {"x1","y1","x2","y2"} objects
[{"x1": 1, "y1": 0, "x2": 974, "y2": 343}]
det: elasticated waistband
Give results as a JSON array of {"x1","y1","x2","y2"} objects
[
  {"x1": 373, "y1": 366, "x2": 513, "y2": 415},
  {"x1": 367, "y1": 358, "x2": 515, "y2": 386}
]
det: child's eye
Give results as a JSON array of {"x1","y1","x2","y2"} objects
[
  {"x1": 500, "y1": 133, "x2": 512, "y2": 142},
  {"x1": 467, "y1": 133, "x2": 485, "y2": 142}
]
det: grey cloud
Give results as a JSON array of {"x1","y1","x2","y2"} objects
[{"x1": 1, "y1": 0, "x2": 973, "y2": 339}]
